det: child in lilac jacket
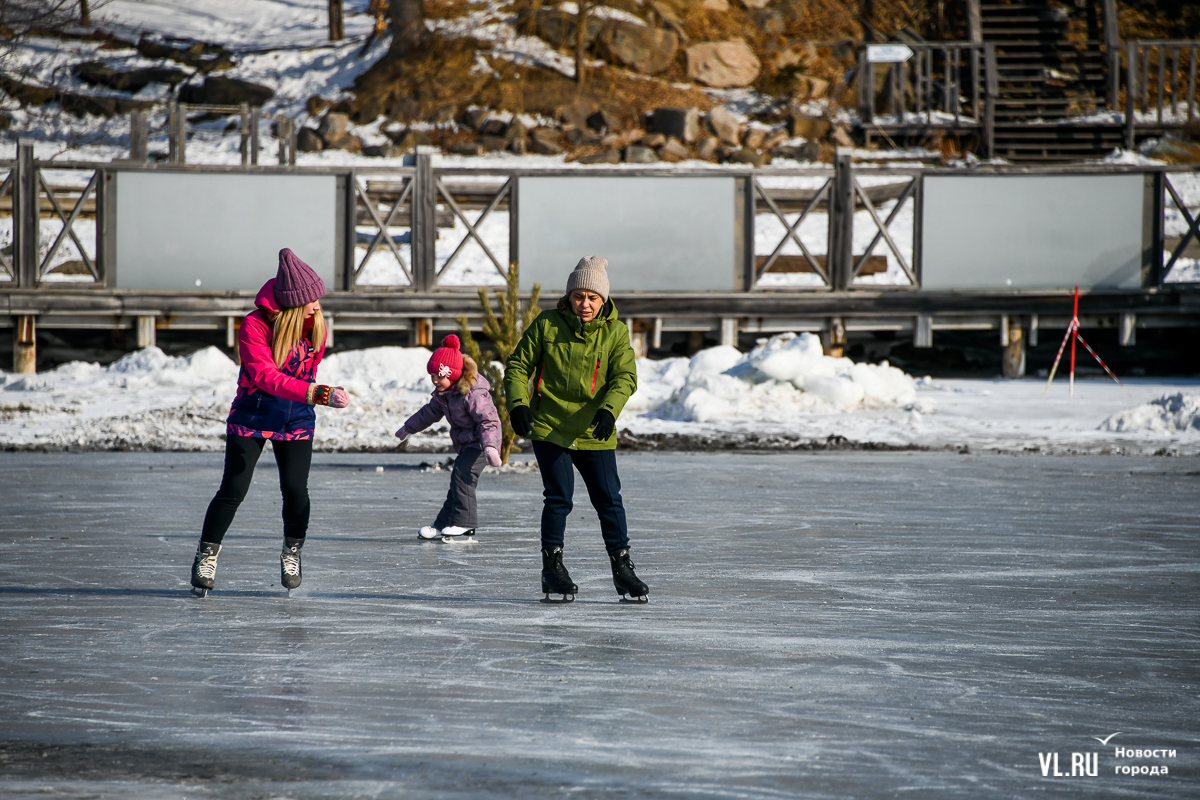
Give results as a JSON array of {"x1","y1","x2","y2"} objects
[{"x1": 396, "y1": 335, "x2": 502, "y2": 540}]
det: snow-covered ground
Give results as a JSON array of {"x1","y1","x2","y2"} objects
[{"x1": 2, "y1": 334, "x2": 1197, "y2": 455}]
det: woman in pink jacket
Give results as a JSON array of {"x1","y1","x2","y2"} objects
[{"x1": 189, "y1": 249, "x2": 349, "y2": 597}]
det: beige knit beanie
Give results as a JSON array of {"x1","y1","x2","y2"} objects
[{"x1": 566, "y1": 255, "x2": 610, "y2": 301}]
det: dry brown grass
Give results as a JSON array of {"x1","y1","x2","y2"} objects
[
  {"x1": 354, "y1": 33, "x2": 713, "y2": 126},
  {"x1": 425, "y1": 0, "x2": 474, "y2": 21}
]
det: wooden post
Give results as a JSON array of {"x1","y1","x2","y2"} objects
[
  {"x1": 914, "y1": 314, "x2": 932, "y2": 348},
  {"x1": 129, "y1": 110, "x2": 148, "y2": 162},
  {"x1": 983, "y1": 43, "x2": 998, "y2": 159},
  {"x1": 250, "y1": 106, "x2": 261, "y2": 166},
  {"x1": 857, "y1": 48, "x2": 874, "y2": 126},
  {"x1": 326, "y1": 313, "x2": 334, "y2": 348},
  {"x1": 80, "y1": 0, "x2": 90, "y2": 26},
  {"x1": 686, "y1": 330, "x2": 705, "y2": 355},
  {"x1": 1125, "y1": 42, "x2": 1137, "y2": 150},
  {"x1": 168, "y1": 102, "x2": 186, "y2": 164},
  {"x1": 1002, "y1": 323, "x2": 1025, "y2": 379},
  {"x1": 239, "y1": 103, "x2": 250, "y2": 166},
  {"x1": 226, "y1": 317, "x2": 241, "y2": 364},
  {"x1": 1102, "y1": 0, "x2": 1120, "y2": 111},
  {"x1": 1029, "y1": 313, "x2": 1038, "y2": 347},
  {"x1": 329, "y1": 0, "x2": 345, "y2": 41},
  {"x1": 15, "y1": 140, "x2": 38, "y2": 289},
  {"x1": 1119, "y1": 313, "x2": 1136, "y2": 346},
  {"x1": 136, "y1": 315, "x2": 157, "y2": 349},
  {"x1": 652, "y1": 317, "x2": 663, "y2": 350},
  {"x1": 412, "y1": 148, "x2": 437, "y2": 292},
  {"x1": 411, "y1": 318, "x2": 433, "y2": 347},
  {"x1": 288, "y1": 121, "x2": 298, "y2": 166},
  {"x1": 966, "y1": 0, "x2": 982, "y2": 45},
  {"x1": 278, "y1": 118, "x2": 289, "y2": 165},
  {"x1": 719, "y1": 318, "x2": 738, "y2": 348},
  {"x1": 13, "y1": 315, "x2": 36, "y2": 374},
  {"x1": 830, "y1": 149, "x2": 854, "y2": 291},
  {"x1": 630, "y1": 320, "x2": 648, "y2": 357},
  {"x1": 824, "y1": 317, "x2": 846, "y2": 358}
]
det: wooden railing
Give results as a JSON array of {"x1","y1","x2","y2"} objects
[{"x1": 1124, "y1": 41, "x2": 1200, "y2": 147}]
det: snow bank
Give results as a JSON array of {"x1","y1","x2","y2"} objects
[
  {"x1": 636, "y1": 333, "x2": 917, "y2": 424},
  {"x1": 1, "y1": 345, "x2": 239, "y2": 394},
  {"x1": 1099, "y1": 393, "x2": 1200, "y2": 433},
  {"x1": 3, "y1": 340, "x2": 1199, "y2": 454}
]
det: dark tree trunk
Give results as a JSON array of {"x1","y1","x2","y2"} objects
[{"x1": 390, "y1": 0, "x2": 430, "y2": 57}]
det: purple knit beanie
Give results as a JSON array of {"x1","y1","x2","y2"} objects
[{"x1": 274, "y1": 248, "x2": 326, "y2": 308}]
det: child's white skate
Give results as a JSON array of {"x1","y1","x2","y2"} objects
[{"x1": 440, "y1": 526, "x2": 476, "y2": 543}]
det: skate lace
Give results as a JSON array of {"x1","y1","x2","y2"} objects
[
  {"x1": 195, "y1": 555, "x2": 217, "y2": 580},
  {"x1": 281, "y1": 549, "x2": 301, "y2": 576}
]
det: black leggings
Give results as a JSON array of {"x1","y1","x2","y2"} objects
[{"x1": 200, "y1": 436, "x2": 313, "y2": 545}]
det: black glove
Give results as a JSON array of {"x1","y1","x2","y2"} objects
[
  {"x1": 590, "y1": 409, "x2": 616, "y2": 441},
  {"x1": 510, "y1": 405, "x2": 534, "y2": 437}
]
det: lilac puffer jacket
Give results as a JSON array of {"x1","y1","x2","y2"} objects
[{"x1": 403, "y1": 365, "x2": 502, "y2": 454}]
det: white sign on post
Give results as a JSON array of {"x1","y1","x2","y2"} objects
[{"x1": 866, "y1": 44, "x2": 914, "y2": 63}]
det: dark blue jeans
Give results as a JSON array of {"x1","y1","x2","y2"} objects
[{"x1": 532, "y1": 441, "x2": 629, "y2": 553}]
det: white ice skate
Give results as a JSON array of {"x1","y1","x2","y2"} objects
[
  {"x1": 440, "y1": 526, "x2": 476, "y2": 542},
  {"x1": 418, "y1": 525, "x2": 441, "y2": 540}
]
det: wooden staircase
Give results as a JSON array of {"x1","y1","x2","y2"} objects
[{"x1": 982, "y1": 0, "x2": 1123, "y2": 161}]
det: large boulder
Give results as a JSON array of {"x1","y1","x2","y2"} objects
[
  {"x1": 598, "y1": 22, "x2": 679, "y2": 75},
  {"x1": 651, "y1": 106, "x2": 700, "y2": 143},
  {"x1": 686, "y1": 39, "x2": 761, "y2": 88},
  {"x1": 74, "y1": 62, "x2": 188, "y2": 93},
  {"x1": 706, "y1": 106, "x2": 742, "y2": 145},
  {"x1": 658, "y1": 138, "x2": 690, "y2": 162},
  {"x1": 180, "y1": 76, "x2": 274, "y2": 106},
  {"x1": 519, "y1": 8, "x2": 604, "y2": 49},
  {"x1": 788, "y1": 113, "x2": 830, "y2": 140},
  {"x1": 297, "y1": 127, "x2": 325, "y2": 152},
  {"x1": 317, "y1": 112, "x2": 350, "y2": 142},
  {"x1": 623, "y1": 144, "x2": 657, "y2": 164}
]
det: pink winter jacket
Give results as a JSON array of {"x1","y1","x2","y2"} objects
[{"x1": 226, "y1": 279, "x2": 327, "y2": 441}]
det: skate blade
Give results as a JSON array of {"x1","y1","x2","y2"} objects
[
  {"x1": 190, "y1": 587, "x2": 209, "y2": 598},
  {"x1": 619, "y1": 594, "x2": 649, "y2": 604},
  {"x1": 542, "y1": 593, "x2": 575, "y2": 603},
  {"x1": 441, "y1": 535, "x2": 476, "y2": 543}
]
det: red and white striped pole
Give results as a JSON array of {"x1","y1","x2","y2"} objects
[{"x1": 1069, "y1": 286, "x2": 1079, "y2": 397}]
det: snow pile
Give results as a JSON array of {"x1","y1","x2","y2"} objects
[
  {"x1": 1099, "y1": 393, "x2": 1200, "y2": 433},
  {"x1": 3, "y1": 341, "x2": 1200, "y2": 454},
  {"x1": 635, "y1": 333, "x2": 917, "y2": 424},
  {"x1": 2, "y1": 345, "x2": 238, "y2": 395}
]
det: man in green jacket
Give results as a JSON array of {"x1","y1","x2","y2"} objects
[{"x1": 506, "y1": 256, "x2": 650, "y2": 603}]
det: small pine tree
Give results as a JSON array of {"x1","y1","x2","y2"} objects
[{"x1": 457, "y1": 263, "x2": 541, "y2": 464}]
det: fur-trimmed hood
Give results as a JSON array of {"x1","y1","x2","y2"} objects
[{"x1": 455, "y1": 355, "x2": 479, "y2": 394}]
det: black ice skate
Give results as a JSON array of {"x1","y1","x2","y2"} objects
[
  {"x1": 190, "y1": 541, "x2": 220, "y2": 598},
  {"x1": 541, "y1": 546, "x2": 577, "y2": 602},
  {"x1": 609, "y1": 548, "x2": 649, "y2": 603},
  {"x1": 280, "y1": 536, "x2": 304, "y2": 593}
]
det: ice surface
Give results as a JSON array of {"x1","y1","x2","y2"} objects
[{"x1": 0, "y1": 451, "x2": 1197, "y2": 799}]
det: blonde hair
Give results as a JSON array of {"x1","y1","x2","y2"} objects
[{"x1": 271, "y1": 305, "x2": 326, "y2": 368}]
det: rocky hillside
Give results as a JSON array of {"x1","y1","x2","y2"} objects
[{"x1": 292, "y1": 0, "x2": 920, "y2": 165}]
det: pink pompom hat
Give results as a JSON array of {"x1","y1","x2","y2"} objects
[{"x1": 427, "y1": 334, "x2": 464, "y2": 382}]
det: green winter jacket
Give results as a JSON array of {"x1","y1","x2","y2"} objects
[{"x1": 505, "y1": 296, "x2": 637, "y2": 451}]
